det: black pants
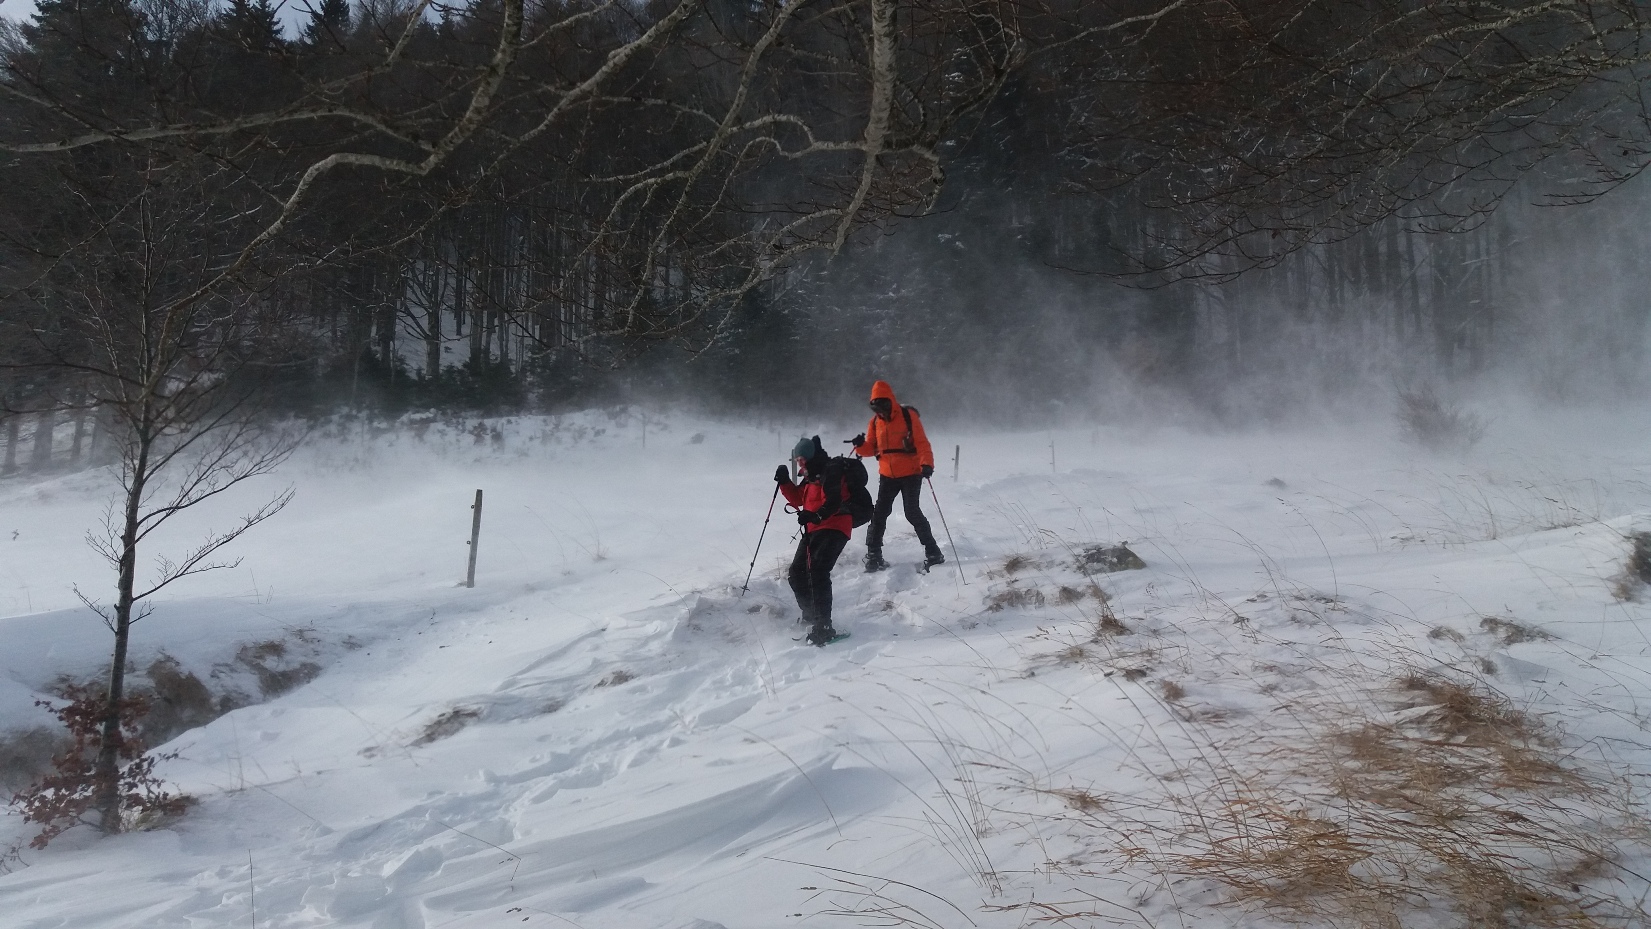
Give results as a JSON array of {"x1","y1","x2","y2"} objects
[
  {"x1": 789, "y1": 529, "x2": 848, "y2": 630},
  {"x1": 867, "y1": 474, "x2": 938, "y2": 554}
]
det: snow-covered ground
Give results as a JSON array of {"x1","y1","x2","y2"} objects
[{"x1": 2, "y1": 405, "x2": 1649, "y2": 928}]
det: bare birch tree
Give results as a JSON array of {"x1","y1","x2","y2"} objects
[{"x1": 2, "y1": 150, "x2": 303, "y2": 832}]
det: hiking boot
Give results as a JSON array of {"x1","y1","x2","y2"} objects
[
  {"x1": 863, "y1": 551, "x2": 890, "y2": 573},
  {"x1": 805, "y1": 625, "x2": 837, "y2": 647},
  {"x1": 922, "y1": 548, "x2": 946, "y2": 569}
]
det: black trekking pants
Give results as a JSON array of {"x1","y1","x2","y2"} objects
[
  {"x1": 866, "y1": 473, "x2": 938, "y2": 555},
  {"x1": 789, "y1": 528, "x2": 848, "y2": 631}
]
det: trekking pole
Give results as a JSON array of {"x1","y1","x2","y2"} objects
[
  {"x1": 925, "y1": 478, "x2": 967, "y2": 585},
  {"x1": 741, "y1": 484, "x2": 782, "y2": 596}
]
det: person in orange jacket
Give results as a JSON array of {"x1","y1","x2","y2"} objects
[{"x1": 851, "y1": 380, "x2": 943, "y2": 572}]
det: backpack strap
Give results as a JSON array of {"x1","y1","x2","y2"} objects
[{"x1": 900, "y1": 405, "x2": 916, "y2": 453}]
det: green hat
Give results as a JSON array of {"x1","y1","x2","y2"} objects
[{"x1": 791, "y1": 435, "x2": 820, "y2": 462}]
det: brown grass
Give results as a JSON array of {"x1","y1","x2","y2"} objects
[
  {"x1": 1074, "y1": 544, "x2": 1147, "y2": 575},
  {"x1": 1095, "y1": 615, "x2": 1129, "y2": 637},
  {"x1": 412, "y1": 707, "x2": 481, "y2": 746},
  {"x1": 235, "y1": 638, "x2": 321, "y2": 697},
  {"x1": 1049, "y1": 787, "x2": 1108, "y2": 813},
  {"x1": 1609, "y1": 574, "x2": 1638, "y2": 602},
  {"x1": 1057, "y1": 583, "x2": 1110, "y2": 606},
  {"x1": 1041, "y1": 670, "x2": 1648, "y2": 929},
  {"x1": 0, "y1": 727, "x2": 65, "y2": 794},
  {"x1": 142, "y1": 656, "x2": 221, "y2": 744},
  {"x1": 1092, "y1": 595, "x2": 1130, "y2": 638},
  {"x1": 595, "y1": 669, "x2": 636, "y2": 688},
  {"x1": 1610, "y1": 533, "x2": 1651, "y2": 600},
  {"x1": 1397, "y1": 385, "x2": 1487, "y2": 451},
  {"x1": 1396, "y1": 673, "x2": 1536, "y2": 743},
  {"x1": 985, "y1": 586, "x2": 1046, "y2": 612},
  {"x1": 1480, "y1": 616, "x2": 1551, "y2": 645},
  {"x1": 1157, "y1": 673, "x2": 1638, "y2": 928},
  {"x1": 1629, "y1": 532, "x2": 1651, "y2": 583}
]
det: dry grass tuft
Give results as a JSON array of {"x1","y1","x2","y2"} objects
[
  {"x1": 1395, "y1": 672, "x2": 1541, "y2": 746},
  {"x1": 1056, "y1": 644, "x2": 1089, "y2": 665},
  {"x1": 0, "y1": 727, "x2": 66, "y2": 794},
  {"x1": 1609, "y1": 573, "x2": 1638, "y2": 602},
  {"x1": 1611, "y1": 532, "x2": 1651, "y2": 600},
  {"x1": 1159, "y1": 680, "x2": 1186, "y2": 702},
  {"x1": 1428, "y1": 625, "x2": 1465, "y2": 643},
  {"x1": 595, "y1": 669, "x2": 636, "y2": 688},
  {"x1": 1033, "y1": 666, "x2": 1649, "y2": 929},
  {"x1": 142, "y1": 656, "x2": 221, "y2": 745},
  {"x1": 985, "y1": 586, "x2": 1046, "y2": 612},
  {"x1": 1628, "y1": 532, "x2": 1651, "y2": 584},
  {"x1": 1074, "y1": 544, "x2": 1147, "y2": 575},
  {"x1": 1050, "y1": 787, "x2": 1108, "y2": 813},
  {"x1": 1118, "y1": 671, "x2": 1647, "y2": 929},
  {"x1": 1480, "y1": 615, "x2": 1551, "y2": 645},
  {"x1": 235, "y1": 636, "x2": 322, "y2": 697},
  {"x1": 412, "y1": 707, "x2": 481, "y2": 746},
  {"x1": 1095, "y1": 614, "x2": 1130, "y2": 637},
  {"x1": 1397, "y1": 384, "x2": 1487, "y2": 451},
  {"x1": 1091, "y1": 595, "x2": 1130, "y2": 638},
  {"x1": 1001, "y1": 554, "x2": 1031, "y2": 576}
]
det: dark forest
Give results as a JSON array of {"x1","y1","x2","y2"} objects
[{"x1": 4, "y1": 0, "x2": 1651, "y2": 460}]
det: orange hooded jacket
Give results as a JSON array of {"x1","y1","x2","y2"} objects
[{"x1": 852, "y1": 380, "x2": 934, "y2": 479}]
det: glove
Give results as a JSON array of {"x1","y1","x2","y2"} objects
[
  {"x1": 921, "y1": 464, "x2": 934, "y2": 479},
  {"x1": 797, "y1": 510, "x2": 822, "y2": 526},
  {"x1": 851, "y1": 433, "x2": 866, "y2": 448},
  {"x1": 774, "y1": 465, "x2": 791, "y2": 484}
]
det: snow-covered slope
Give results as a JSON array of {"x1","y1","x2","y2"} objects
[{"x1": 2, "y1": 407, "x2": 1649, "y2": 928}]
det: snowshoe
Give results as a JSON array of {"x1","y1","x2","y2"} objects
[
  {"x1": 802, "y1": 627, "x2": 850, "y2": 646},
  {"x1": 863, "y1": 552, "x2": 890, "y2": 573},
  {"x1": 919, "y1": 548, "x2": 945, "y2": 573}
]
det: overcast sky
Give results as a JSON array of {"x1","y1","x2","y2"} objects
[
  {"x1": 0, "y1": 0, "x2": 311, "y2": 31},
  {"x1": 0, "y1": 0, "x2": 37, "y2": 23}
]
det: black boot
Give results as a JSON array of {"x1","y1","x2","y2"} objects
[
  {"x1": 922, "y1": 546, "x2": 945, "y2": 570},
  {"x1": 864, "y1": 550, "x2": 890, "y2": 573},
  {"x1": 805, "y1": 624, "x2": 837, "y2": 647}
]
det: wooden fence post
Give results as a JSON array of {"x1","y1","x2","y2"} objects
[{"x1": 466, "y1": 489, "x2": 484, "y2": 588}]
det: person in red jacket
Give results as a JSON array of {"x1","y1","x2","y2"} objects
[
  {"x1": 775, "y1": 435, "x2": 852, "y2": 646},
  {"x1": 851, "y1": 380, "x2": 943, "y2": 572}
]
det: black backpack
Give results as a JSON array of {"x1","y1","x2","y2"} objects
[{"x1": 823, "y1": 456, "x2": 876, "y2": 528}]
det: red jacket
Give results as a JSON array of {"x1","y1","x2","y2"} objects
[
  {"x1": 779, "y1": 472, "x2": 853, "y2": 537},
  {"x1": 852, "y1": 380, "x2": 934, "y2": 479}
]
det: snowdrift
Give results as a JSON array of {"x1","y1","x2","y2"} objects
[{"x1": 2, "y1": 407, "x2": 1649, "y2": 928}]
